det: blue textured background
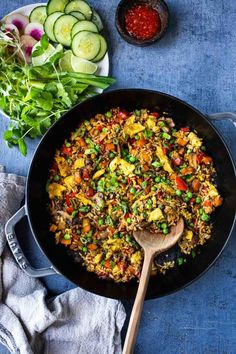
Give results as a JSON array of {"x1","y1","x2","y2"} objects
[{"x1": 0, "y1": 1, "x2": 236, "y2": 353}]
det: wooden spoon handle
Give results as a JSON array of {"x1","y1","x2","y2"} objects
[{"x1": 122, "y1": 251, "x2": 154, "y2": 354}]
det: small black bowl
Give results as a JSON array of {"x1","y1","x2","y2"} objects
[{"x1": 115, "y1": 0, "x2": 170, "y2": 46}]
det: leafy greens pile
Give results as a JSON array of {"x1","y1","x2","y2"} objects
[{"x1": 0, "y1": 30, "x2": 115, "y2": 155}]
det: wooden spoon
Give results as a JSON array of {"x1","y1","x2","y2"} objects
[{"x1": 122, "y1": 217, "x2": 184, "y2": 354}]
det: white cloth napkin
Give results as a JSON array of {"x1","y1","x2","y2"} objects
[{"x1": 0, "y1": 166, "x2": 126, "y2": 354}]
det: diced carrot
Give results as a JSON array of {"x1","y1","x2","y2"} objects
[
  {"x1": 77, "y1": 137, "x2": 86, "y2": 147},
  {"x1": 88, "y1": 243, "x2": 98, "y2": 251},
  {"x1": 74, "y1": 171, "x2": 82, "y2": 184},
  {"x1": 178, "y1": 148, "x2": 185, "y2": 155},
  {"x1": 105, "y1": 143, "x2": 116, "y2": 152},
  {"x1": 136, "y1": 138, "x2": 146, "y2": 148},
  {"x1": 202, "y1": 156, "x2": 213, "y2": 164},
  {"x1": 141, "y1": 151, "x2": 151, "y2": 164},
  {"x1": 60, "y1": 239, "x2": 71, "y2": 245},
  {"x1": 100, "y1": 160, "x2": 109, "y2": 168},
  {"x1": 50, "y1": 224, "x2": 57, "y2": 232},
  {"x1": 105, "y1": 260, "x2": 111, "y2": 269},
  {"x1": 181, "y1": 166, "x2": 195, "y2": 175},
  {"x1": 127, "y1": 265, "x2": 136, "y2": 275},
  {"x1": 192, "y1": 178, "x2": 200, "y2": 191},
  {"x1": 203, "y1": 200, "x2": 212, "y2": 207},
  {"x1": 83, "y1": 225, "x2": 91, "y2": 234},
  {"x1": 213, "y1": 196, "x2": 223, "y2": 207},
  {"x1": 142, "y1": 164, "x2": 149, "y2": 172},
  {"x1": 177, "y1": 138, "x2": 188, "y2": 146}
]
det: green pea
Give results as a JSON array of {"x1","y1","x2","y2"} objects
[
  {"x1": 161, "y1": 223, "x2": 167, "y2": 229},
  {"x1": 187, "y1": 149, "x2": 192, "y2": 154},
  {"x1": 151, "y1": 186, "x2": 157, "y2": 191},
  {"x1": 113, "y1": 233, "x2": 119, "y2": 239},
  {"x1": 54, "y1": 174, "x2": 60, "y2": 182},
  {"x1": 135, "y1": 110, "x2": 141, "y2": 116},
  {"x1": 187, "y1": 191, "x2": 193, "y2": 198},
  {"x1": 82, "y1": 246, "x2": 88, "y2": 252},
  {"x1": 65, "y1": 142, "x2": 71, "y2": 147},
  {"x1": 142, "y1": 212, "x2": 148, "y2": 218},
  {"x1": 155, "y1": 176, "x2": 161, "y2": 183},
  {"x1": 201, "y1": 213, "x2": 210, "y2": 222},
  {"x1": 142, "y1": 181, "x2": 147, "y2": 188},
  {"x1": 130, "y1": 187, "x2": 136, "y2": 194},
  {"x1": 175, "y1": 190, "x2": 182, "y2": 196},
  {"x1": 102, "y1": 128, "x2": 107, "y2": 133},
  {"x1": 129, "y1": 156, "x2": 136, "y2": 163},
  {"x1": 163, "y1": 228, "x2": 169, "y2": 235},
  {"x1": 184, "y1": 197, "x2": 190, "y2": 202},
  {"x1": 67, "y1": 158, "x2": 72, "y2": 164},
  {"x1": 109, "y1": 152, "x2": 115, "y2": 159},
  {"x1": 196, "y1": 197, "x2": 202, "y2": 204},
  {"x1": 64, "y1": 234, "x2": 71, "y2": 240},
  {"x1": 98, "y1": 219, "x2": 103, "y2": 226},
  {"x1": 126, "y1": 217, "x2": 132, "y2": 224},
  {"x1": 201, "y1": 146, "x2": 206, "y2": 151},
  {"x1": 76, "y1": 229, "x2": 81, "y2": 235},
  {"x1": 126, "y1": 235, "x2": 131, "y2": 242},
  {"x1": 159, "y1": 121, "x2": 166, "y2": 127},
  {"x1": 133, "y1": 208, "x2": 139, "y2": 215},
  {"x1": 87, "y1": 237, "x2": 91, "y2": 243},
  {"x1": 119, "y1": 232, "x2": 124, "y2": 238},
  {"x1": 105, "y1": 111, "x2": 112, "y2": 118}
]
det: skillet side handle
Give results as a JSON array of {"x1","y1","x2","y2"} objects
[
  {"x1": 5, "y1": 205, "x2": 58, "y2": 278},
  {"x1": 208, "y1": 112, "x2": 236, "y2": 126}
]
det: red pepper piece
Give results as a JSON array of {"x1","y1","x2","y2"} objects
[
  {"x1": 97, "y1": 125, "x2": 103, "y2": 131},
  {"x1": 151, "y1": 112, "x2": 160, "y2": 118},
  {"x1": 162, "y1": 147, "x2": 168, "y2": 155},
  {"x1": 175, "y1": 176, "x2": 188, "y2": 191},
  {"x1": 82, "y1": 168, "x2": 90, "y2": 180},
  {"x1": 62, "y1": 145, "x2": 72, "y2": 156},
  {"x1": 86, "y1": 187, "x2": 95, "y2": 197},
  {"x1": 172, "y1": 157, "x2": 183, "y2": 166},
  {"x1": 181, "y1": 127, "x2": 190, "y2": 132},
  {"x1": 67, "y1": 206, "x2": 74, "y2": 214},
  {"x1": 196, "y1": 152, "x2": 206, "y2": 164}
]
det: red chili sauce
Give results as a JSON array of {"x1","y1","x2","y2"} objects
[{"x1": 125, "y1": 4, "x2": 161, "y2": 40}]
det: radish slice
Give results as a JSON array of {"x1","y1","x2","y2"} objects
[
  {"x1": 18, "y1": 35, "x2": 37, "y2": 64},
  {"x1": 4, "y1": 24, "x2": 19, "y2": 37},
  {"x1": 5, "y1": 13, "x2": 29, "y2": 32},
  {"x1": 24, "y1": 23, "x2": 44, "y2": 41}
]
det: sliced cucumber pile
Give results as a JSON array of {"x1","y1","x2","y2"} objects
[{"x1": 29, "y1": 0, "x2": 107, "y2": 73}]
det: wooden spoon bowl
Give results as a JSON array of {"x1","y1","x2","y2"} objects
[{"x1": 123, "y1": 217, "x2": 184, "y2": 354}]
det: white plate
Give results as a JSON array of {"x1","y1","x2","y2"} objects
[{"x1": 0, "y1": 3, "x2": 109, "y2": 118}]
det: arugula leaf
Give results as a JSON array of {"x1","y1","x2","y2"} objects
[{"x1": 18, "y1": 138, "x2": 27, "y2": 156}]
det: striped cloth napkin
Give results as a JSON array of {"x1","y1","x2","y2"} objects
[{"x1": 0, "y1": 166, "x2": 125, "y2": 354}]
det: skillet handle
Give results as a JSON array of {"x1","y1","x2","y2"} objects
[
  {"x1": 208, "y1": 112, "x2": 236, "y2": 126},
  {"x1": 5, "y1": 205, "x2": 58, "y2": 277}
]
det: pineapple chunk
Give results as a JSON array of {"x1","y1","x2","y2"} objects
[
  {"x1": 156, "y1": 146, "x2": 173, "y2": 173},
  {"x1": 148, "y1": 208, "x2": 164, "y2": 222},
  {"x1": 94, "y1": 254, "x2": 103, "y2": 264},
  {"x1": 188, "y1": 132, "x2": 202, "y2": 148},
  {"x1": 93, "y1": 169, "x2": 105, "y2": 179},
  {"x1": 131, "y1": 251, "x2": 142, "y2": 265},
  {"x1": 64, "y1": 175, "x2": 75, "y2": 190},
  {"x1": 124, "y1": 115, "x2": 145, "y2": 137},
  {"x1": 55, "y1": 156, "x2": 69, "y2": 177},
  {"x1": 110, "y1": 157, "x2": 135, "y2": 176},
  {"x1": 48, "y1": 183, "x2": 66, "y2": 199},
  {"x1": 74, "y1": 158, "x2": 85, "y2": 169}
]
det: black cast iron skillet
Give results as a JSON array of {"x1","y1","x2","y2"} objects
[{"x1": 5, "y1": 89, "x2": 236, "y2": 300}]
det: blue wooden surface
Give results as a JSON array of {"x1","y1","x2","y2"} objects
[{"x1": 0, "y1": 1, "x2": 236, "y2": 353}]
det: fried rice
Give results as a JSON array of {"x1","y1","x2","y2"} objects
[{"x1": 47, "y1": 108, "x2": 223, "y2": 282}]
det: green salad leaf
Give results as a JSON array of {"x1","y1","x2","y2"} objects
[{"x1": 0, "y1": 29, "x2": 115, "y2": 155}]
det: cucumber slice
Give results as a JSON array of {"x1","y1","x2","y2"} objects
[
  {"x1": 65, "y1": 1, "x2": 93, "y2": 20},
  {"x1": 69, "y1": 11, "x2": 86, "y2": 20},
  {"x1": 72, "y1": 30, "x2": 100, "y2": 60},
  {"x1": 92, "y1": 34, "x2": 107, "y2": 62},
  {"x1": 91, "y1": 10, "x2": 103, "y2": 32},
  {"x1": 44, "y1": 12, "x2": 64, "y2": 42},
  {"x1": 29, "y1": 6, "x2": 47, "y2": 25},
  {"x1": 47, "y1": 0, "x2": 70, "y2": 15},
  {"x1": 71, "y1": 20, "x2": 98, "y2": 38},
  {"x1": 54, "y1": 14, "x2": 78, "y2": 47}
]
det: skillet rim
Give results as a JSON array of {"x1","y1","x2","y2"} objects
[{"x1": 25, "y1": 88, "x2": 236, "y2": 299}]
